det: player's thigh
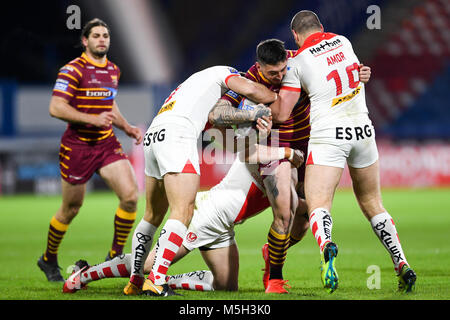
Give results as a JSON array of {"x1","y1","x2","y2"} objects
[
  {"x1": 98, "y1": 159, "x2": 138, "y2": 203},
  {"x1": 263, "y1": 161, "x2": 293, "y2": 212},
  {"x1": 304, "y1": 164, "x2": 343, "y2": 213},
  {"x1": 348, "y1": 160, "x2": 385, "y2": 219},
  {"x1": 200, "y1": 244, "x2": 239, "y2": 291},
  {"x1": 57, "y1": 179, "x2": 87, "y2": 223},
  {"x1": 164, "y1": 172, "x2": 199, "y2": 225},
  {"x1": 143, "y1": 175, "x2": 168, "y2": 226}
]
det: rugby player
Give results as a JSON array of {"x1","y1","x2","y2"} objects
[
  {"x1": 63, "y1": 136, "x2": 306, "y2": 293},
  {"x1": 37, "y1": 18, "x2": 142, "y2": 282},
  {"x1": 269, "y1": 10, "x2": 417, "y2": 293},
  {"x1": 125, "y1": 65, "x2": 277, "y2": 296},
  {"x1": 211, "y1": 39, "x2": 372, "y2": 293}
]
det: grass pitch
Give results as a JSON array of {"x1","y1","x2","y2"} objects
[{"x1": 0, "y1": 188, "x2": 449, "y2": 302}]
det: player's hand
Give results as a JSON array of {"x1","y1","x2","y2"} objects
[
  {"x1": 253, "y1": 104, "x2": 272, "y2": 121},
  {"x1": 288, "y1": 148, "x2": 304, "y2": 168},
  {"x1": 359, "y1": 64, "x2": 371, "y2": 84},
  {"x1": 91, "y1": 111, "x2": 117, "y2": 128},
  {"x1": 125, "y1": 125, "x2": 143, "y2": 145},
  {"x1": 256, "y1": 115, "x2": 272, "y2": 139}
]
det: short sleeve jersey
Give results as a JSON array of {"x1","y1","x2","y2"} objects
[
  {"x1": 52, "y1": 52, "x2": 121, "y2": 145},
  {"x1": 222, "y1": 51, "x2": 311, "y2": 147},
  {"x1": 151, "y1": 66, "x2": 240, "y2": 136},
  {"x1": 282, "y1": 32, "x2": 368, "y2": 133}
]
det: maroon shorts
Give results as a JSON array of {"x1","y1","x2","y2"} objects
[{"x1": 59, "y1": 136, "x2": 128, "y2": 185}]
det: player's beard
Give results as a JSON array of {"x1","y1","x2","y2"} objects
[
  {"x1": 87, "y1": 43, "x2": 109, "y2": 59},
  {"x1": 91, "y1": 47, "x2": 109, "y2": 59}
]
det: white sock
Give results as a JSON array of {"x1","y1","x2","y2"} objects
[
  {"x1": 370, "y1": 212, "x2": 408, "y2": 274},
  {"x1": 167, "y1": 270, "x2": 214, "y2": 291},
  {"x1": 150, "y1": 219, "x2": 187, "y2": 285},
  {"x1": 130, "y1": 219, "x2": 157, "y2": 285},
  {"x1": 81, "y1": 254, "x2": 131, "y2": 285},
  {"x1": 309, "y1": 208, "x2": 333, "y2": 251}
]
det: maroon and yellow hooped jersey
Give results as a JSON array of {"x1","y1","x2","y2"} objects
[
  {"x1": 52, "y1": 52, "x2": 121, "y2": 145},
  {"x1": 221, "y1": 50, "x2": 311, "y2": 149}
]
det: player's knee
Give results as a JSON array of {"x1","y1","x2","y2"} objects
[
  {"x1": 59, "y1": 203, "x2": 82, "y2": 223},
  {"x1": 214, "y1": 280, "x2": 238, "y2": 291},
  {"x1": 119, "y1": 192, "x2": 138, "y2": 212}
]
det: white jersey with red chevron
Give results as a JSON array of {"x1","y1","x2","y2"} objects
[
  {"x1": 282, "y1": 32, "x2": 369, "y2": 137},
  {"x1": 205, "y1": 155, "x2": 269, "y2": 227},
  {"x1": 151, "y1": 66, "x2": 240, "y2": 137}
]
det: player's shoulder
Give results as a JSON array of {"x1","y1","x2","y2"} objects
[
  {"x1": 107, "y1": 60, "x2": 120, "y2": 72},
  {"x1": 245, "y1": 64, "x2": 259, "y2": 82},
  {"x1": 210, "y1": 65, "x2": 239, "y2": 74},
  {"x1": 286, "y1": 49, "x2": 297, "y2": 58},
  {"x1": 58, "y1": 57, "x2": 85, "y2": 80}
]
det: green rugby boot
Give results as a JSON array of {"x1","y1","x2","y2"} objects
[{"x1": 321, "y1": 242, "x2": 339, "y2": 293}]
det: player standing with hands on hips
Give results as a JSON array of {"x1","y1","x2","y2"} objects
[
  {"x1": 124, "y1": 66, "x2": 276, "y2": 296},
  {"x1": 38, "y1": 18, "x2": 142, "y2": 282},
  {"x1": 269, "y1": 10, "x2": 416, "y2": 293}
]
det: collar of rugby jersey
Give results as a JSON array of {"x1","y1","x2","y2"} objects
[
  {"x1": 81, "y1": 52, "x2": 108, "y2": 68},
  {"x1": 295, "y1": 31, "x2": 338, "y2": 55}
]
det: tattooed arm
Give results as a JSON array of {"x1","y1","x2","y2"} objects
[{"x1": 208, "y1": 99, "x2": 271, "y2": 127}]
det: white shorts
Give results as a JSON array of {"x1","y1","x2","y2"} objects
[
  {"x1": 144, "y1": 123, "x2": 200, "y2": 179},
  {"x1": 307, "y1": 115, "x2": 379, "y2": 169},
  {"x1": 183, "y1": 191, "x2": 236, "y2": 251}
]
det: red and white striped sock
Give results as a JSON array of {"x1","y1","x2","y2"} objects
[
  {"x1": 166, "y1": 270, "x2": 214, "y2": 291},
  {"x1": 309, "y1": 208, "x2": 333, "y2": 252},
  {"x1": 150, "y1": 219, "x2": 186, "y2": 285},
  {"x1": 81, "y1": 254, "x2": 131, "y2": 285},
  {"x1": 370, "y1": 212, "x2": 408, "y2": 274}
]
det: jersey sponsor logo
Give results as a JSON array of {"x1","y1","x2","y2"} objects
[
  {"x1": 85, "y1": 87, "x2": 117, "y2": 100},
  {"x1": 54, "y1": 79, "x2": 69, "y2": 91},
  {"x1": 238, "y1": 99, "x2": 255, "y2": 111},
  {"x1": 61, "y1": 65, "x2": 75, "y2": 73},
  {"x1": 228, "y1": 67, "x2": 238, "y2": 74},
  {"x1": 335, "y1": 124, "x2": 373, "y2": 140},
  {"x1": 309, "y1": 38, "x2": 342, "y2": 57},
  {"x1": 225, "y1": 90, "x2": 239, "y2": 99},
  {"x1": 111, "y1": 75, "x2": 118, "y2": 85},
  {"x1": 157, "y1": 101, "x2": 175, "y2": 115},
  {"x1": 331, "y1": 85, "x2": 361, "y2": 107}
]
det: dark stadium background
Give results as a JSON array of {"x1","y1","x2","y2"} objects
[{"x1": 0, "y1": 0, "x2": 449, "y2": 194}]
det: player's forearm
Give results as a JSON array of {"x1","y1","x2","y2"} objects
[
  {"x1": 111, "y1": 103, "x2": 129, "y2": 131},
  {"x1": 49, "y1": 97, "x2": 94, "y2": 125},
  {"x1": 269, "y1": 90, "x2": 298, "y2": 123},
  {"x1": 208, "y1": 99, "x2": 271, "y2": 127},
  {"x1": 241, "y1": 144, "x2": 293, "y2": 164},
  {"x1": 227, "y1": 76, "x2": 277, "y2": 104},
  {"x1": 243, "y1": 82, "x2": 278, "y2": 105}
]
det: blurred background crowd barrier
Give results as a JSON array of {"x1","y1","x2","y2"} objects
[{"x1": 0, "y1": 0, "x2": 448, "y2": 194}]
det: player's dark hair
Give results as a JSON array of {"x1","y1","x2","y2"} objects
[
  {"x1": 290, "y1": 10, "x2": 322, "y2": 34},
  {"x1": 80, "y1": 18, "x2": 110, "y2": 49},
  {"x1": 256, "y1": 39, "x2": 287, "y2": 66}
]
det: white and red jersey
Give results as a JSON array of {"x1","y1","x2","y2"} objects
[
  {"x1": 150, "y1": 66, "x2": 240, "y2": 137},
  {"x1": 282, "y1": 32, "x2": 368, "y2": 139},
  {"x1": 196, "y1": 155, "x2": 270, "y2": 228}
]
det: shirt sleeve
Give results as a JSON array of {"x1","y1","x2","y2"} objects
[
  {"x1": 280, "y1": 58, "x2": 302, "y2": 92},
  {"x1": 52, "y1": 63, "x2": 82, "y2": 100},
  {"x1": 221, "y1": 89, "x2": 242, "y2": 107}
]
